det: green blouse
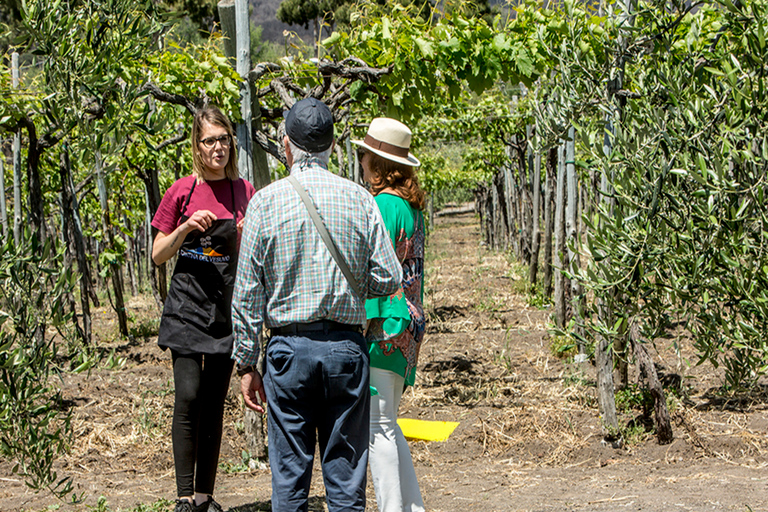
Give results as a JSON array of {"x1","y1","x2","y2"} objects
[{"x1": 365, "y1": 193, "x2": 424, "y2": 387}]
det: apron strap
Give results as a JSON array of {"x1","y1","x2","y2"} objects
[
  {"x1": 229, "y1": 178, "x2": 236, "y2": 216},
  {"x1": 181, "y1": 178, "x2": 198, "y2": 217}
]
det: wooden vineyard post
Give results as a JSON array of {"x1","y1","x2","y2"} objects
[
  {"x1": 514, "y1": 136, "x2": 528, "y2": 261},
  {"x1": 553, "y1": 142, "x2": 567, "y2": 328},
  {"x1": 529, "y1": 144, "x2": 542, "y2": 287},
  {"x1": 523, "y1": 124, "x2": 535, "y2": 265},
  {"x1": 504, "y1": 158, "x2": 515, "y2": 252},
  {"x1": 234, "y1": 0, "x2": 252, "y2": 184},
  {"x1": 144, "y1": 175, "x2": 168, "y2": 306},
  {"x1": 131, "y1": 221, "x2": 143, "y2": 293},
  {"x1": 123, "y1": 216, "x2": 138, "y2": 296},
  {"x1": 505, "y1": 143, "x2": 519, "y2": 257},
  {"x1": 219, "y1": 0, "x2": 270, "y2": 459},
  {"x1": 596, "y1": 325, "x2": 619, "y2": 440},
  {"x1": 0, "y1": 155, "x2": 7, "y2": 238},
  {"x1": 565, "y1": 127, "x2": 585, "y2": 352},
  {"x1": 218, "y1": 0, "x2": 271, "y2": 190},
  {"x1": 491, "y1": 171, "x2": 504, "y2": 250},
  {"x1": 95, "y1": 149, "x2": 128, "y2": 337},
  {"x1": 543, "y1": 147, "x2": 556, "y2": 298},
  {"x1": 145, "y1": 191, "x2": 152, "y2": 295},
  {"x1": 59, "y1": 144, "x2": 93, "y2": 343},
  {"x1": 482, "y1": 186, "x2": 493, "y2": 245},
  {"x1": 222, "y1": 0, "x2": 269, "y2": 456},
  {"x1": 12, "y1": 52, "x2": 21, "y2": 246},
  {"x1": 595, "y1": 148, "x2": 619, "y2": 434}
]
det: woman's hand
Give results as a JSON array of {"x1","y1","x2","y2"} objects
[
  {"x1": 152, "y1": 209, "x2": 217, "y2": 265},
  {"x1": 237, "y1": 217, "x2": 246, "y2": 235},
  {"x1": 185, "y1": 209, "x2": 217, "y2": 233}
]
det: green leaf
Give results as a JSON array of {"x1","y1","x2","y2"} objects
[
  {"x1": 382, "y1": 17, "x2": 392, "y2": 40},
  {"x1": 223, "y1": 77, "x2": 238, "y2": 94},
  {"x1": 704, "y1": 66, "x2": 724, "y2": 76},
  {"x1": 322, "y1": 32, "x2": 342, "y2": 46},
  {"x1": 211, "y1": 54, "x2": 229, "y2": 68},
  {"x1": 414, "y1": 37, "x2": 434, "y2": 58},
  {"x1": 492, "y1": 33, "x2": 511, "y2": 52},
  {"x1": 514, "y1": 48, "x2": 535, "y2": 77}
]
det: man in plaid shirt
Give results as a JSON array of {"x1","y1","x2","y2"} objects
[{"x1": 231, "y1": 97, "x2": 402, "y2": 512}]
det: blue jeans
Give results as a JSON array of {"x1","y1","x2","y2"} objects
[{"x1": 264, "y1": 331, "x2": 370, "y2": 512}]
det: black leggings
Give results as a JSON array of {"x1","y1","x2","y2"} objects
[{"x1": 171, "y1": 351, "x2": 234, "y2": 497}]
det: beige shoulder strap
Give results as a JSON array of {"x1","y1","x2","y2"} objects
[{"x1": 287, "y1": 175, "x2": 363, "y2": 298}]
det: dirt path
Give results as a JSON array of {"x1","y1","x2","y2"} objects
[{"x1": 3, "y1": 210, "x2": 768, "y2": 512}]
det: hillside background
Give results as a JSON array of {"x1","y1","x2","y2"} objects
[{"x1": 250, "y1": 0, "x2": 312, "y2": 43}]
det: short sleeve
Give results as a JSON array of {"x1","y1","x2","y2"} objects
[{"x1": 151, "y1": 177, "x2": 191, "y2": 234}]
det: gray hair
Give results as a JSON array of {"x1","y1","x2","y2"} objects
[{"x1": 288, "y1": 139, "x2": 333, "y2": 167}]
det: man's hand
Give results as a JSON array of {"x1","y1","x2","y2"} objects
[{"x1": 241, "y1": 370, "x2": 267, "y2": 414}]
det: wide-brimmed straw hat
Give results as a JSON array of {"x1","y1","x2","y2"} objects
[{"x1": 352, "y1": 118, "x2": 420, "y2": 167}]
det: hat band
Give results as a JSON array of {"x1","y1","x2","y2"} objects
[{"x1": 364, "y1": 134, "x2": 410, "y2": 159}]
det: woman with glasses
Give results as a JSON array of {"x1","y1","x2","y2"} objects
[{"x1": 151, "y1": 106, "x2": 256, "y2": 512}]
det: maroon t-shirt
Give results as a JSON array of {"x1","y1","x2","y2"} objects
[{"x1": 151, "y1": 175, "x2": 256, "y2": 235}]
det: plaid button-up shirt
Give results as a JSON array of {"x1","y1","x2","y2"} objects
[{"x1": 231, "y1": 159, "x2": 403, "y2": 366}]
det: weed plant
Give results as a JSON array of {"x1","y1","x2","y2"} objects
[
  {"x1": 129, "y1": 317, "x2": 160, "y2": 340},
  {"x1": 133, "y1": 381, "x2": 173, "y2": 440},
  {"x1": 219, "y1": 449, "x2": 253, "y2": 474},
  {"x1": 86, "y1": 496, "x2": 172, "y2": 512}
]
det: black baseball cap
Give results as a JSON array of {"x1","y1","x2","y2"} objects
[{"x1": 284, "y1": 97, "x2": 334, "y2": 152}]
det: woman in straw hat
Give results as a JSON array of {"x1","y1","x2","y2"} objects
[{"x1": 353, "y1": 118, "x2": 427, "y2": 512}]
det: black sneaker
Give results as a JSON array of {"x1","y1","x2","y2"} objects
[
  {"x1": 194, "y1": 497, "x2": 223, "y2": 512},
  {"x1": 175, "y1": 499, "x2": 194, "y2": 512}
]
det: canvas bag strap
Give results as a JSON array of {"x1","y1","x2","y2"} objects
[{"x1": 287, "y1": 175, "x2": 363, "y2": 298}]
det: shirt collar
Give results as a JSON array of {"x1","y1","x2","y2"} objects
[{"x1": 290, "y1": 157, "x2": 329, "y2": 175}]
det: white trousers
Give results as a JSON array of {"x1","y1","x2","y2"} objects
[{"x1": 369, "y1": 367, "x2": 425, "y2": 512}]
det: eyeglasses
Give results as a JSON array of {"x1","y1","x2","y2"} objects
[{"x1": 199, "y1": 135, "x2": 231, "y2": 149}]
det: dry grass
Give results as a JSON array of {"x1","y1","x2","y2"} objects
[{"x1": 67, "y1": 214, "x2": 768, "y2": 481}]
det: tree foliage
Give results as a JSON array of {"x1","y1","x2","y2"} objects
[
  {"x1": 487, "y1": 0, "x2": 768, "y2": 389},
  {"x1": 574, "y1": 0, "x2": 768, "y2": 389},
  {"x1": 0, "y1": 232, "x2": 77, "y2": 498},
  {"x1": 164, "y1": 0, "x2": 218, "y2": 34},
  {"x1": 0, "y1": 0, "x2": 244, "y2": 492},
  {"x1": 277, "y1": 0, "x2": 349, "y2": 30}
]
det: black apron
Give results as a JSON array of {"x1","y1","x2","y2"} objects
[{"x1": 157, "y1": 179, "x2": 239, "y2": 355}]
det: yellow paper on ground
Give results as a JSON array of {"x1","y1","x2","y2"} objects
[{"x1": 397, "y1": 418, "x2": 459, "y2": 442}]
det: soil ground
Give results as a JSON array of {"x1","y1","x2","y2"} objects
[{"x1": 2, "y1": 209, "x2": 768, "y2": 512}]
